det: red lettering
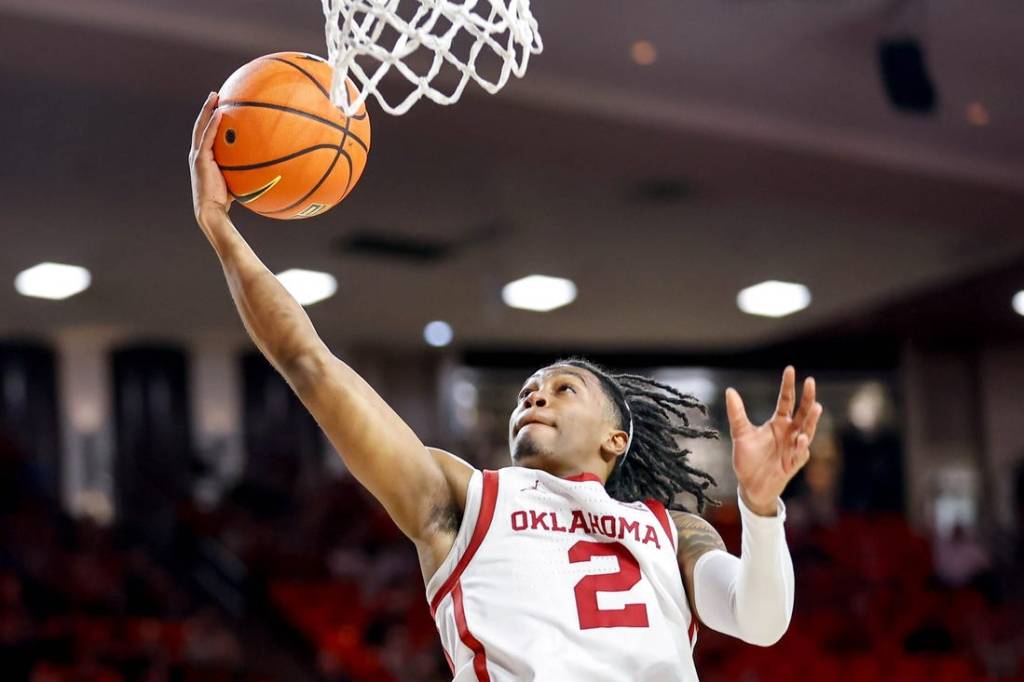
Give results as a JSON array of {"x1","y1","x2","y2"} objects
[
  {"x1": 619, "y1": 519, "x2": 640, "y2": 542},
  {"x1": 600, "y1": 515, "x2": 617, "y2": 538},
  {"x1": 642, "y1": 525, "x2": 661, "y2": 548},
  {"x1": 550, "y1": 512, "x2": 567, "y2": 532},
  {"x1": 529, "y1": 510, "x2": 551, "y2": 531},
  {"x1": 511, "y1": 510, "x2": 527, "y2": 531},
  {"x1": 569, "y1": 510, "x2": 590, "y2": 533}
]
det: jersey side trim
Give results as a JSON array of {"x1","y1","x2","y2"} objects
[
  {"x1": 453, "y1": 580, "x2": 491, "y2": 681},
  {"x1": 643, "y1": 499, "x2": 698, "y2": 649},
  {"x1": 642, "y1": 498, "x2": 676, "y2": 552},
  {"x1": 429, "y1": 469, "x2": 500, "y2": 618}
]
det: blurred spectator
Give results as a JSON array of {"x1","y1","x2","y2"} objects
[
  {"x1": 183, "y1": 607, "x2": 242, "y2": 668},
  {"x1": 785, "y1": 427, "x2": 841, "y2": 529},
  {"x1": 837, "y1": 382, "x2": 905, "y2": 513},
  {"x1": 934, "y1": 521, "x2": 992, "y2": 589},
  {"x1": 838, "y1": 423, "x2": 904, "y2": 513}
]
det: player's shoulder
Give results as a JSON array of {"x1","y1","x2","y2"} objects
[
  {"x1": 426, "y1": 447, "x2": 478, "y2": 513},
  {"x1": 667, "y1": 508, "x2": 710, "y2": 529},
  {"x1": 667, "y1": 509, "x2": 723, "y2": 542},
  {"x1": 668, "y1": 509, "x2": 726, "y2": 559}
]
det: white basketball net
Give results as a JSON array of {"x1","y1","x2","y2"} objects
[{"x1": 322, "y1": 0, "x2": 543, "y2": 116}]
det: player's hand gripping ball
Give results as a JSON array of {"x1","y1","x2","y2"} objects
[{"x1": 212, "y1": 52, "x2": 371, "y2": 220}]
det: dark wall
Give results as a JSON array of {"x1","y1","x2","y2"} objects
[
  {"x1": 0, "y1": 341, "x2": 61, "y2": 501},
  {"x1": 112, "y1": 345, "x2": 192, "y2": 536},
  {"x1": 241, "y1": 352, "x2": 323, "y2": 491}
]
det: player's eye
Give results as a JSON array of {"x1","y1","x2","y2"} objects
[{"x1": 560, "y1": 384, "x2": 575, "y2": 393}]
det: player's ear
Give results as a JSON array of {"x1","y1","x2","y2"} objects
[{"x1": 599, "y1": 427, "x2": 629, "y2": 461}]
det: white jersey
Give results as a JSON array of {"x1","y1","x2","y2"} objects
[{"x1": 426, "y1": 466, "x2": 700, "y2": 681}]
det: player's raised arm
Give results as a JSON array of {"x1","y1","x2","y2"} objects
[
  {"x1": 188, "y1": 92, "x2": 463, "y2": 544},
  {"x1": 674, "y1": 367, "x2": 822, "y2": 647}
]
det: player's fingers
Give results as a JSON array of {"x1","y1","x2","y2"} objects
[
  {"x1": 803, "y1": 402, "x2": 823, "y2": 444},
  {"x1": 191, "y1": 92, "x2": 219, "y2": 151},
  {"x1": 793, "y1": 433, "x2": 810, "y2": 471},
  {"x1": 779, "y1": 429, "x2": 794, "y2": 474},
  {"x1": 199, "y1": 108, "x2": 223, "y2": 155},
  {"x1": 793, "y1": 376, "x2": 816, "y2": 428},
  {"x1": 774, "y1": 366, "x2": 796, "y2": 418},
  {"x1": 725, "y1": 387, "x2": 753, "y2": 436}
]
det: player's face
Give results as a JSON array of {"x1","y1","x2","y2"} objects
[{"x1": 508, "y1": 365, "x2": 614, "y2": 470}]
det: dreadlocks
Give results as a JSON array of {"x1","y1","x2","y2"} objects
[{"x1": 554, "y1": 357, "x2": 721, "y2": 514}]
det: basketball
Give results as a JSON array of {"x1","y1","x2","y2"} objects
[{"x1": 212, "y1": 52, "x2": 371, "y2": 220}]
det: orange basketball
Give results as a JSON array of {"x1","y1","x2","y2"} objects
[{"x1": 212, "y1": 52, "x2": 371, "y2": 220}]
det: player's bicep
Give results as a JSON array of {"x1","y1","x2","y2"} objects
[
  {"x1": 286, "y1": 349, "x2": 457, "y2": 542},
  {"x1": 670, "y1": 511, "x2": 728, "y2": 627}
]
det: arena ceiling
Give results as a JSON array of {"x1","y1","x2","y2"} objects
[{"x1": 0, "y1": 0, "x2": 1022, "y2": 353}]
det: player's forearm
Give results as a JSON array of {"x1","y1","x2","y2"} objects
[
  {"x1": 199, "y1": 209, "x2": 324, "y2": 370},
  {"x1": 693, "y1": 490, "x2": 794, "y2": 646},
  {"x1": 732, "y1": 489, "x2": 794, "y2": 644}
]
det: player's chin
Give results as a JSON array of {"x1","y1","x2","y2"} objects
[
  {"x1": 511, "y1": 449, "x2": 540, "y2": 462},
  {"x1": 510, "y1": 434, "x2": 551, "y2": 462}
]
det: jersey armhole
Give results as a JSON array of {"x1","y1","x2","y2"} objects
[
  {"x1": 425, "y1": 469, "x2": 482, "y2": 601},
  {"x1": 426, "y1": 469, "x2": 500, "y2": 617}
]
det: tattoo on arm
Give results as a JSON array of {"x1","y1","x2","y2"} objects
[
  {"x1": 670, "y1": 511, "x2": 727, "y2": 627},
  {"x1": 671, "y1": 511, "x2": 727, "y2": 567}
]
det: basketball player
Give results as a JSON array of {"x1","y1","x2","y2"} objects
[{"x1": 190, "y1": 93, "x2": 824, "y2": 681}]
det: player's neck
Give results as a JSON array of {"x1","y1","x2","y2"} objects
[{"x1": 518, "y1": 464, "x2": 606, "y2": 485}]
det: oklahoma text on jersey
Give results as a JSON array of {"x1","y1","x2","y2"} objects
[{"x1": 509, "y1": 507, "x2": 664, "y2": 548}]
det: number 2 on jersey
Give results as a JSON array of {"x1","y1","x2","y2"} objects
[{"x1": 568, "y1": 540, "x2": 650, "y2": 629}]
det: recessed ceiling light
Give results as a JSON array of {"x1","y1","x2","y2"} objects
[
  {"x1": 424, "y1": 320, "x2": 454, "y2": 347},
  {"x1": 966, "y1": 102, "x2": 990, "y2": 126},
  {"x1": 1012, "y1": 290, "x2": 1024, "y2": 317},
  {"x1": 275, "y1": 268, "x2": 337, "y2": 306},
  {"x1": 14, "y1": 262, "x2": 92, "y2": 300},
  {"x1": 736, "y1": 280, "x2": 811, "y2": 318},
  {"x1": 631, "y1": 40, "x2": 657, "y2": 66},
  {"x1": 502, "y1": 274, "x2": 577, "y2": 312}
]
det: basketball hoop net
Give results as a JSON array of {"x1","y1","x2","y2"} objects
[{"x1": 321, "y1": 0, "x2": 543, "y2": 116}]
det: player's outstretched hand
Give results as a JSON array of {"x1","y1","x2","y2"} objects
[
  {"x1": 189, "y1": 92, "x2": 233, "y2": 222},
  {"x1": 724, "y1": 366, "x2": 823, "y2": 516}
]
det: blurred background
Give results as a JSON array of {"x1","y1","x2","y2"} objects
[{"x1": 1, "y1": 0, "x2": 1023, "y2": 680}]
